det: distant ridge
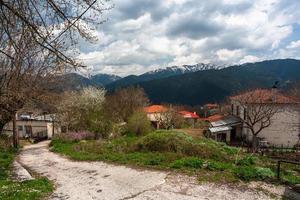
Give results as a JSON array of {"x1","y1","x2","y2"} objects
[
  {"x1": 107, "y1": 63, "x2": 221, "y2": 89},
  {"x1": 107, "y1": 59, "x2": 300, "y2": 105},
  {"x1": 59, "y1": 59, "x2": 300, "y2": 105}
]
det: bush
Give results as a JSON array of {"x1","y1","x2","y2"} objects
[
  {"x1": 134, "y1": 131, "x2": 193, "y2": 153},
  {"x1": 170, "y1": 157, "x2": 203, "y2": 169},
  {"x1": 127, "y1": 111, "x2": 152, "y2": 136},
  {"x1": 206, "y1": 161, "x2": 232, "y2": 171},
  {"x1": 234, "y1": 166, "x2": 275, "y2": 181},
  {"x1": 255, "y1": 167, "x2": 275, "y2": 180},
  {"x1": 145, "y1": 156, "x2": 165, "y2": 166},
  {"x1": 133, "y1": 131, "x2": 228, "y2": 160},
  {"x1": 236, "y1": 155, "x2": 256, "y2": 166},
  {"x1": 0, "y1": 135, "x2": 12, "y2": 150},
  {"x1": 170, "y1": 160, "x2": 184, "y2": 169},
  {"x1": 182, "y1": 157, "x2": 203, "y2": 168},
  {"x1": 54, "y1": 131, "x2": 95, "y2": 142}
]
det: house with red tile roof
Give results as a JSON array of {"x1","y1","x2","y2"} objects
[
  {"x1": 143, "y1": 105, "x2": 168, "y2": 129},
  {"x1": 143, "y1": 105, "x2": 167, "y2": 113},
  {"x1": 204, "y1": 103, "x2": 219, "y2": 110},
  {"x1": 177, "y1": 111, "x2": 200, "y2": 128},
  {"x1": 177, "y1": 111, "x2": 199, "y2": 119}
]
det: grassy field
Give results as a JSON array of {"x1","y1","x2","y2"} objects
[
  {"x1": 51, "y1": 130, "x2": 300, "y2": 185},
  {"x1": 0, "y1": 137, "x2": 53, "y2": 200}
]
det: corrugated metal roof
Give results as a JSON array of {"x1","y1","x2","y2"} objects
[
  {"x1": 209, "y1": 126, "x2": 232, "y2": 133},
  {"x1": 210, "y1": 115, "x2": 241, "y2": 127}
]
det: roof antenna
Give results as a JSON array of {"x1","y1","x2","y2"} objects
[
  {"x1": 272, "y1": 81, "x2": 279, "y2": 89},
  {"x1": 271, "y1": 81, "x2": 279, "y2": 102}
]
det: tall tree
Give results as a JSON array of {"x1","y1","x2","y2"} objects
[
  {"x1": 105, "y1": 87, "x2": 149, "y2": 123},
  {"x1": 0, "y1": 0, "x2": 111, "y2": 146},
  {"x1": 57, "y1": 87, "x2": 107, "y2": 138}
]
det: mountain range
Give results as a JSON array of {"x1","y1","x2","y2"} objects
[{"x1": 60, "y1": 59, "x2": 300, "y2": 105}]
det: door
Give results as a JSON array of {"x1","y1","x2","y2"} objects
[{"x1": 25, "y1": 125, "x2": 32, "y2": 137}]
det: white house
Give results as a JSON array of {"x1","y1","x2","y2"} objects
[
  {"x1": 144, "y1": 105, "x2": 168, "y2": 129},
  {"x1": 230, "y1": 89, "x2": 300, "y2": 147},
  {"x1": 3, "y1": 114, "x2": 60, "y2": 139}
]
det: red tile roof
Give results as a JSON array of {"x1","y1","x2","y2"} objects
[
  {"x1": 200, "y1": 114, "x2": 224, "y2": 122},
  {"x1": 144, "y1": 105, "x2": 167, "y2": 113},
  {"x1": 230, "y1": 89, "x2": 299, "y2": 104},
  {"x1": 178, "y1": 111, "x2": 200, "y2": 119},
  {"x1": 204, "y1": 103, "x2": 219, "y2": 109}
]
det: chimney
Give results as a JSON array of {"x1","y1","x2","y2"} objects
[{"x1": 271, "y1": 81, "x2": 279, "y2": 102}]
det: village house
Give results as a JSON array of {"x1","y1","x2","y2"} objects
[
  {"x1": 231, "y1": 89, "x2": 300, "y2": 147},
  {"x1": 202, "y1": 103, "x2": 219, "y2": 117},
  {"x1": 177, "y1": 111, "x2": 200, "y2": 128},
  {"x1": 144, "y1": 105, "x2": 201, "y2": 129},
  {"x1": 143, "y1": 105, "x2": 168, "y2": 129},
  {"x1": 3, "y1": 113, "x2": 60, "y2": 139},
  {"x1": 206, "y1": 115, "x2": 242, "y2": 143}
]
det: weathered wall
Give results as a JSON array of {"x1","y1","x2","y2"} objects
[
  {"x1": 3, "y1": 120, "x2": 60, "y2": 139},
  {"x1": 242, "y1": 105, "x2": 300, "y2": 147}
]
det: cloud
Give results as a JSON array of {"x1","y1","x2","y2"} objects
[
  {"x1": 75, "y1": 0, "x2": 300, "y2": 76},
  {"x1": 240, "y1": 55, "x2": 261, "y2": 64},
  {"x1": 287, "y1": 40, "x2": 300, "y2": 49},
  {"x1": 216, "y1": 49, "x2": 243, "y2": 61},
  {"x1": 167, "y1": 14, "x2": 223, "y2": 39}
]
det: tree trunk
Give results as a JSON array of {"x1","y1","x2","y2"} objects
[
  {"x1": 252, "y1": 135, "x2": 259, "y2": 152},
  {"x1": 12, "y1": 113, "x2": 18, "y2": 148},
  {"x1": 0, "y1": 122, "x2": 5, "y2": 135}
]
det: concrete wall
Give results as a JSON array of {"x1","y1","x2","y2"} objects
[
  {"x1": 3, "y1": 120, "x2": 60, "y2": 139},
  {"x1": 146, "y1": 113, "x2": 165, "y2": 122},
  {"x1": 231, "y1": 101, "x2": 300, "y2": 147}
]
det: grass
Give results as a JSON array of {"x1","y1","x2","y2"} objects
[
  {"x1": 50, "y1": 130, "x2": 300, "y2": 185},
  {"x1": 0, "y1": 137, "x2": 53, "y2": 200}
]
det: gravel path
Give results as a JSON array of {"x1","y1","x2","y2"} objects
[{"x1": 18, "y1": 141, "x2": 282, "y2": 200}]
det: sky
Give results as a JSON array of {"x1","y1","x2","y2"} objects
[{"x1": 76, "y1": 0, "x2": 300, "y2": 77}]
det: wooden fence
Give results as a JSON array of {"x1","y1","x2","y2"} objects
[{"x1": 277, "y1": 160, "x2": 300, "y2": 180}]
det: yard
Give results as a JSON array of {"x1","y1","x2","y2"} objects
[
  {"x1": 50, "y1": 130, "x2": 300, "y2": 186},
  {"x1": 0, "y1": 136, "x2": 53, "y2": 200}
]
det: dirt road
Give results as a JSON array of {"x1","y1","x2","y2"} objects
[{"x1": 18, "y1": 141, "x2": 282, "y2": 200}]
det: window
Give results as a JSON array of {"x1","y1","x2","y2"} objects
[
  {"x1": 236, "y1": 106, "x2": 240, "y2": 116},
  {"x1": 231, "y1": 104, "x2": 234, "y2": 114},
  {"x1": 18, "y1": 126, "x2": 23, "y2": 131},
  {"x1": 243, "y1": 108, "x2": 247, "y2": 120}
]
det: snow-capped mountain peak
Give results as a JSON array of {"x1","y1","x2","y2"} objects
[{"x1": 145, "y1": 63, "x2": 222, "y2": 75}]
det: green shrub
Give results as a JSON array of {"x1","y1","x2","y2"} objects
[
  {"x1": 255, "y1": 167, "x2": 275, "y2": 180},
  {"x1": 234, "y1": 166, "x2": 275, "y2": 181},
  {"x1": 182, "y1": 157, "x2": 203, "y2": 168},
  {"x1": 133, "y1": 131, "x2": 232, "y2": 161},
  {"x1": 206, "y1": 161, "x2": 232, "y2": 171},
  {"x1": 236, "y1": 155, "x2": 256, "y2": 166},
  {"x1": 134, "y1": 131, "x2": 193, "y2": 153},
  {"x1": 0, "y1": 135, "x2": 12, "y2": 150},
  {"x1": 144, "y1": 156, "x2": 165, "y2": 166},
  {"x1": 222, "y1": 145, "x2": 239, "y2": 155},
  {"x1": 127, "y1": 111, "x2": 152, "y2": 136},
  {"x1": 234, "y1": 166, "x2": 257, "y2": 181},
  {"x1": 170, "y1": 160, "x2": 184, "y2": 169},
  {"x1": 170, "y1": 157, "x2": 203, "y2": 169}
]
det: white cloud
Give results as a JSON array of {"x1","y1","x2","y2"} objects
[
  {"x1": 240, "y1": 55, "x2": 260, "y2": 64},
  {"x1": 74, "y1": 0, "x2": 300, "y2": 76},
  {"x1": 287, "y1": 40, "x2": 300, "y2": 49},
  {"x1": 216, "y1": 49, "x2": 243, "y2": 61}
]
